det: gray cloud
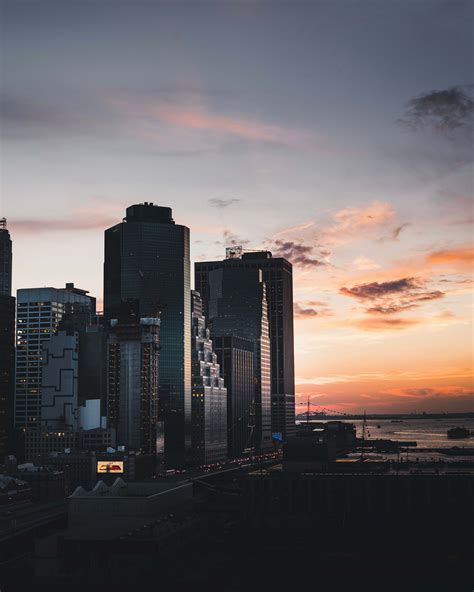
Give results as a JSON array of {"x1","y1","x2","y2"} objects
[
  {"x1": 377, "y1": 222, "x2": 411, "y2": 243},
  {"x1": 222, "y1": 229, "x2": 249, "y2": 246},
  {"x1": 398, "y1": 86, "x2": 474, "y2": 134},
  {"x1": 294, "y1": 300, "x2": 334, "y2": 319},
  {"x1": 341, "y1": 277, "x2": 445, "y2": 315},
  {"x1": 340, "y1": 278, "x2": 419, "y2": 299},
  {"x1": 294, "y1": 303, "x2": 319, "y2": 318},
  {"x1": 209, "y1": 198, "x2": 241, "y2": 208},
  {"x1": 0, "y1": 93, "x2": 86, "y2": 132},
  {"x1": 272, "y1": 240, "x2": 327, "y2": 268}
]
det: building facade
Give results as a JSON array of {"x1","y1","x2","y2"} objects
[
  {"x1": 213, "y1": 335, "x2": 254, "y2": 459},
  {"x1": 0, "y1": 218, "x2": 12, "y2": 297},
  {"x1": 206, "y1": 266, "x2": 272, "y2": 451},
  {"x1": 14, "y1": 284, "x2": 95, "y2": 429},
  {"x1": 104, "y1": 203, "x2": 191, "y2": 467},
  {"x1": 107, "y1": 302, "x2": 160, "y2": 454},
  {"x1": 41, "y1": 330, "x2": 79, "y2": 430},
  {"x1": 191, "y1": 291, "x2": 227, "y2": 465},
  {"x1": 23, "y1": 428, "x2": 116, "y2": 463},
  {"x1": 195, "y1": 251, "x2": 295, "y2": 441},
  {"x1": 0, "y1": 295, "x2": 15, "y2": 456},
  {"x1": 39, "y1": 306, "x2": 108, "y2": 435},
  {"x1": 0, "y1": 219, "x2": 14, "y2": 456}
]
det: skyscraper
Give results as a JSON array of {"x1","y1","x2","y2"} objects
[
  {"x1": 14, "y1": 284, "x2": 95, "y2": 429},
  {"x1": 195, "y1": 251, "x2": 295, "y2": 441},
  {"x1": 104, "y1": 203, "x2": 191, "y2": 467},
  {"x1": 207, "y1": 266, "x2": 272, "y2": 451},
  {"x1": 41, "y1": 328, "x2": 79, "y2": 430},
  {"x1": 40, "y1": 306, "x2": 107, "y2": 431},
  {"x1": 191, "y1": 291, "x2": 227, "y2": 465},
  {"x1": 107, "y1": 300, "x2": 160, "y2": 454},
  {"x1": 213, "y1": 335, "x2": 254, "y2": 458},
  {"x1": 0, "y1": 218, "x2": 12, "y2": 298},
  {"x1": 0, "y1": 219, "x2": 14, "y2": 454}
]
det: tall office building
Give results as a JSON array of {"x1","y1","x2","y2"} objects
[
  {"x1": 107, "y1": 300, "x2": 160, "y2": 454},
  {"x1": 191, "y1": 291, "x2": 227, "y2": 465},
  {"x1": 40, "y1": 307, "x2": 107, "y2": 431},
  {"x1": 15, "y1": 284, "x2": 95, "y2": 429},
  {"x1": 195, "y1": 250, "x2": 295, "y2": 441},
  {"x1": 213, "y1": 335, "x2": 254, "y2": 459},
  {"x1": 207, "y1": 267, "x2": 272, "y2": 451},
  {"x1": 104, "y1": 203, "x2": 191, "y2": 467},
  {"x1": 41, "y1": 329, "x2": 79, "y2": 430},
  {"x1": 0, "y1": 219, "x2": 14, "y2": 455},
  {"x1": 0, "y1": 218, "x2": 12, "y2": 297}
]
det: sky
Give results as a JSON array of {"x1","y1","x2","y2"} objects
[{"x1": 1, "y1": 0, "x2": 473, "y2": 414}]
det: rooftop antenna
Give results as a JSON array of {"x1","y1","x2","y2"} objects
[{"x1": 0, "y1": 218, "x2": 6, "y2": 230}]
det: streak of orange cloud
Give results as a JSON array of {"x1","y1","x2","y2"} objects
[
  {"x1": 8, "y1": 200, "x2": 125, "y2": 234},
  {"x1": 348, "y1": 317, "x2": 421, "y2": 331},
  {"x1": 109, "y1": 96, "x2": 314, "y2": 147},
  {"x1": 426, "y1": 246, "x2": 474, "y2": 267}
]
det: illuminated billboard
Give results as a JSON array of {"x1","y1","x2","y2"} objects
[{"x1": 97, "y1": 461, "x2": 124, "y2": 474}]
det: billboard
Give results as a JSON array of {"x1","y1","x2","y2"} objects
[{"x1": 97, "y1": 460, "x2": 124, "y2": 474}]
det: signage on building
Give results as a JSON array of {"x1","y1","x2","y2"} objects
[{"x1": 97, "y1": 461, "x2": 124, "y2": 474}]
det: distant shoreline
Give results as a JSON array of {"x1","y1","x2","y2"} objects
[{"x1": 295, "y1": 412, "x2": 474, "y2": 421}]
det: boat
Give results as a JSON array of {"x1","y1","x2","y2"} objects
[{"x1": 447, "y1": 427, "x2": 470, "y2": 439}]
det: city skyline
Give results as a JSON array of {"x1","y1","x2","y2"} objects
[{"x1": 2, "y1": 1, "x2": 473, "y2": 415}]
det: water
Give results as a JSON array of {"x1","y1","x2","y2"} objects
[
  {"x1": 351, "y1": 416, "x2": 474, "y2": 449},
  {"x1": 300, "y1": 416, "x2": 474, "y2": 461}
]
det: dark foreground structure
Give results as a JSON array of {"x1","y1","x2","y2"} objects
[{"x1": 1, "y1": 458, "x2": 472, "y2": 592}]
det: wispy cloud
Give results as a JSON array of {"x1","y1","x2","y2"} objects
[
  {"x1": 294, "y1": 302, "x2": 319, "y2": 318},
  {"x1": 350, "y1": 317, "x2": 422, "y2": 331},
  {"x1": 294, "y1": 300, "x2": 334, "y2": 319},
  {"x1": 0, "y1": 93, "x2": 90, "y2": 135},
  {"x1": 426, "y1": 246, "x2": 474, "y2": 268},
  {"x1": 379, "y1": 386, "x2": 474, "y2": 400},
  {"x1": 353, "y1": 256, "x2": 381, "y2": 271},
  {"x1": 222, "y1": 229, "x2": 250, "y2": 246},
  {"x1": 272, "y1": 239, "x2": 329, "y2": 268},
  {"x1": 8, "y1": 201, "x2": 122, "y2": 234},
  {"x1": 340, "y1": 277, "x2": 445, "y2": 315},
  {"x1": 377, "y1": 222, "x2": 411, "y2": 243},
  {"x1": 109, "y1": 96, "x2": 314, "y2": 147},
  {"x1": 322, "y1": 200, "x2": 395, "y2": 245},
  {"x1": 208, "y1": 198, "x2": 241, "y2": 208},
  {"x1": 340, "y1": 277, "x2": 420, "y2": 300}
]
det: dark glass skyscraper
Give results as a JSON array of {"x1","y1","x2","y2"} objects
[
  {"x1": 104, "y1": 203, "x2": 191, "y2": 467},
  {"x1": 107, "y1": 301, "x2": 160, "y2": 454},
  {"x1": 213, "y1": 335, "x2": 254, "y2": 458},
  {"x1": 0, "y1": 296, "x2": 15, "y2": 455},
  {"x1": 195, "y1": 251, "x2": 295, "y2": 441},
  {"x1": 0, "y1": 218, "x2": 12, "y2": 298},
  {"x1": 0, "y1": 219, "x2": 14, "y2": 454},
  {"x1": 207, "y1": 266, "x2": 272, "y2": 451}
]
